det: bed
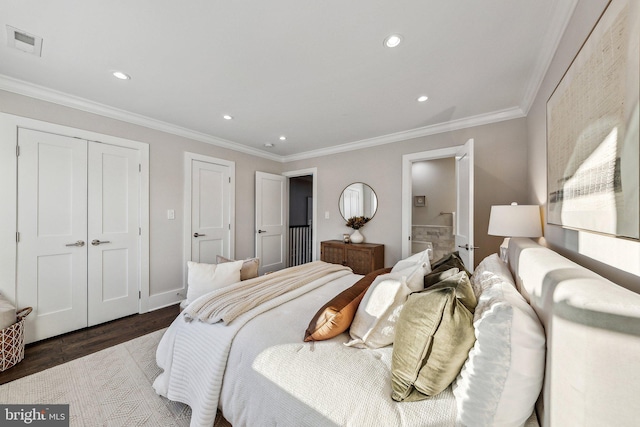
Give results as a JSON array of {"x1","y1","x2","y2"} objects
[{"x1": 153, "y1": 238, "x2": 640, "y2": 427}]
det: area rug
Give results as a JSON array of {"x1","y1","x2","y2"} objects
[{"x1": 0, "y1": 329, "x2": 231, "y2": 426}]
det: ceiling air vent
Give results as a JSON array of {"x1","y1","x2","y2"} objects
[{"x1": 6, "y1": 25, "x2": 43, "y2": 57}]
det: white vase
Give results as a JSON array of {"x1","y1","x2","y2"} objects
[{"x1": 350, "y1": 229, "x2": 364, "y2": 244}]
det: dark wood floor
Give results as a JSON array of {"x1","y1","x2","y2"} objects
[{"x1": 0, "y1": 304, "x2": 180, "y2": 385}]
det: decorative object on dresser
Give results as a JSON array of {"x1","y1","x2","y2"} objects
[
  {"x1": 345, "y1": 215, "x2": 370, "y2": 243},
  {"x1": 320, "y1": 240, "x2": 384, "y2": 275},
  {"x1": 487, "y1": 202, "x2": 542, "y2": 262}
]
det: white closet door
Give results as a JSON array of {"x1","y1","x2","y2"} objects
[
  {"x1": 191, "y1": 160, "x2": 231, "y2": 264},
  {"x1": 255, "y1": 171, "x2": 287, "y2": 274},
  {"x1": 17, "y1": 128, "x2": 88, "y2": 343},
  {"x1": 87, "y1": 142, "x2": 140, "y2": 326}
]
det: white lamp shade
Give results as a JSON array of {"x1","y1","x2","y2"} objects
[{"x1": 488, "y1": 204, "x2": 542, "y2": 237}]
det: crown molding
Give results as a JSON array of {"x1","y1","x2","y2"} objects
[
  {"x1": 520, "y1": 0, "x2": 579, "y2": 115},
  {"x1": 1, "y1": 74, "x2": 527, "y2": 164},
  {"x1": 281, "y1": 107, "x2": 525, "y2": 162},
  {"x1": 0, "y1": 74, "x2": 282, "y2": 162}
]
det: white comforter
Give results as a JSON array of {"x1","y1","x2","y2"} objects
[{"x1": 155, "y1": 271, "x2": 458, "y2": 427}]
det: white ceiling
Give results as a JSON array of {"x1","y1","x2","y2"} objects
[{"x1": 0, "y1": 1, "x2": 577, "y2": 161}]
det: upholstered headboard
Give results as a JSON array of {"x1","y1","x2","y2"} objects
[{"x1": 508, "y1": 238, "x2": 640, "y2": 427}]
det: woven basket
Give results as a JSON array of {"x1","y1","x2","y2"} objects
[{"x1": 0, "y1": 307, "x2": 32, "y2": 372}]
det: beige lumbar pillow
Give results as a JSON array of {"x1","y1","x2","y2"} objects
[
  {"x1": 391, "y1": 272, "x2": 477, "y2": 401},
  {"x1": 216, "y1": 255, "x2": 260, "y2": 281}
]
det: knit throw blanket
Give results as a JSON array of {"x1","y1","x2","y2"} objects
[{"x1": 183, "y1": 261, "x2": 352, "y2": 325}]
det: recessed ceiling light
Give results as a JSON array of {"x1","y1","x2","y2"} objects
[
  {"x1": 112, "y1": 71, "x2": 131, "y2": 80},
  {"x1": 279, "y1": 136, "x2": 286, "y2": 141},
  {"x1": 223, "y1": 114, "x2": 233, "y2": 120},
  {"x1": 384, "y1": 34, "x2": 402, "y2": 48},
  {"x1": 264, "y1": 143, "x2": 274, "y2": 148},
  {"x1": 417, "y1": 95, "x2": 429, "y2": 102}
]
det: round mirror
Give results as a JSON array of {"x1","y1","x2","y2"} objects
[{"x1": 339, "y1": 182, "x2": 378, "y2": 220}]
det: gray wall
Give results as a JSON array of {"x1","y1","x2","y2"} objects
[
  {"x1": 411, "y1": 158, "x2": 456, "y2": 226},
  {"x1": 2, "y1": 0, "x2": 636, "y2": 308},
  {"x1": 286, "y1": 118, "x2": 529, "y2": 268},
  {"x1": 526, "y1": 0, "x2": 640, "y2": 292},
  {"x1": 0, "y1": 90, "x2": 283, "y2": 305},
  {"x1": 0, "y1": 92, "x2": 532, "y2": 306}
]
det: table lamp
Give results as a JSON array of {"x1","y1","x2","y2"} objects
[{"x1": 488, "y1": 202, "x2": 542, "y2": 262}]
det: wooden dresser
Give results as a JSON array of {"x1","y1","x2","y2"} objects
[{"x1": 320, "y1": 240, "x2": 384, "y2": 275}]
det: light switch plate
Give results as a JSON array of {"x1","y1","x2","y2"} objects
[{"x1": 167, "y1": 209, "x2": 175, "y2": 220}]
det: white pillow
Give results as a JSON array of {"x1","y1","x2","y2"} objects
[
  {"x1": 391, "y1": 249, "x2": 432, "y2": 292},
  {"x1": 453, "y1": 263, "x2": 545, "y2": 427},
  {"x1": 345, "y1": 273, "x2": 411, "y2": 349},
  {"x1": 186, "y1": 260, "x2": 243, "y2": 304},
  {"x1": 392, "y1": 248, "x2": 432, "y2": 272},
  {"x1": 394, "y1": 263, "x2": 430, "y2": 292},
  {"x1": 470, "y1": 253, "x2": 515, "y2": 297}
]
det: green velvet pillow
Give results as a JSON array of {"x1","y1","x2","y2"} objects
[
  {"x1": 425, "y1": 252, "x2": 471, "y2": 288},
  {"x1": 391, "y1": 271, "x2": 477, "y2": 402},
  {"x1": 423, "y1": 265, "x2": 459, "y2": 289},
  {"x1": 430, "y1": 251, "x2": 471, "y2": 276},
  {"x1": 428, "y1": 270, "x2": 477, "y2": 313}
]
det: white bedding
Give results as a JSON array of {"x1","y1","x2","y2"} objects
[
  {"x1": 155, "y1": 270, "x2": 458, "y2": 427},
  {"x1": 153, "y1": 269, "x2": 352, "y2": 426},
  {"x1": 219, "y1": 272, "x2": 457, "y2": 426}
]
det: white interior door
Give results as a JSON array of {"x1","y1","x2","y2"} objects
[
  {"x1": 87, "y1": 142, "x2": 140, "y2": 326},
  {"x1": 455, "y1": 139, "x2": 475, "y2": 270},
  {"x1": 17, "y1": 128, "x2": 88, "y2": 343},
  {"x1": 256, "y1": 171, "x2": 287, "y2": 274},
  {"x1": 191, "y1": 160, "x2": 231, "y2": 264}
]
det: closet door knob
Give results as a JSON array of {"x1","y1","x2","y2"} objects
[
  {"x1": 193, "y1": 233, "x2": 206, "y2": 238},
  {"x1": 91, "y1": 239, "x2": 111, "y2": 246},
  {"x1": 65, "y1": 240, "x2": 85, "y2": 247}
]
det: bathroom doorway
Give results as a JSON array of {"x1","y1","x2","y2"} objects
[
  {"x1": 410, "y1": 157, "x2": 456, "y2": 262},
  {"x1": 401, "y1": 140, "x2": 475, "y2": 269}
]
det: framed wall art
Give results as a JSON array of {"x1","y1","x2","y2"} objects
[{"x1": 546, "y1": 0, "x2": 639, "y2": 239}]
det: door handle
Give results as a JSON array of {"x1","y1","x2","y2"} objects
[
  {"x1": 65, "y1": 240, "x2": 85, "y2": 247},
  {"x1": 458, "y1": 244, "x2": 480, "y2": 251},
  {"x1": 193, "y1": 233, "x2": 206, "y2": 238},
  {"x1": 258, "y1": 230, "x2": 267, "y2": 234},
  {"x1": 91, "y1": 239, "x2": 111, "y2": 246}
]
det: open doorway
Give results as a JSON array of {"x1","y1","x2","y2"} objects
[
  {"x1": 401, "y1": 140, "x2": 475, "y2": 269},
  {"x1": 283, "y1": 168, "x2": 318, "y2": 267},
  {"x1": 255, "y1": 168, "x2": 317, "y2": 272},
  {"x1": 411, "y1": 158, "x2": 456, "y2": 262},
  {"x1": 289, "y1": 175, "x2": 313, "y2": 266}
]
